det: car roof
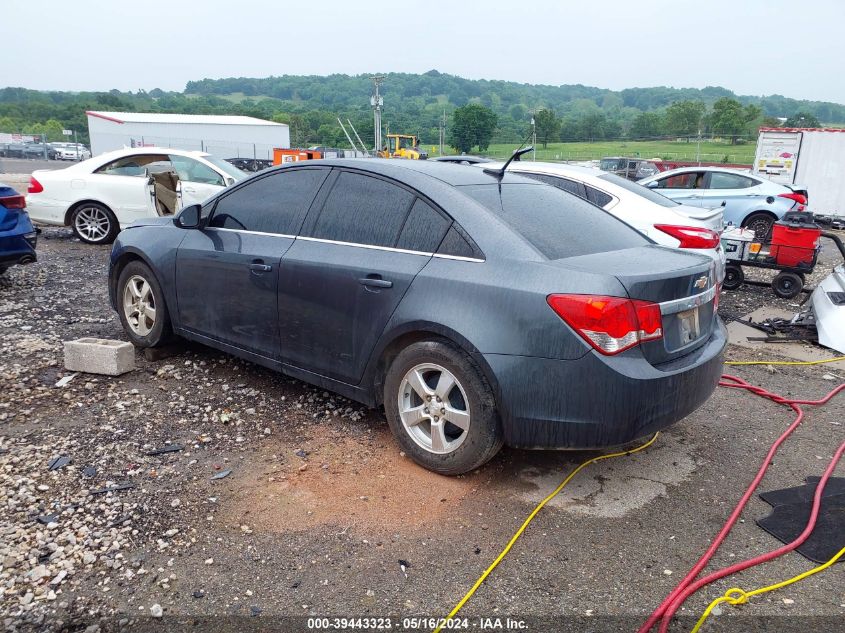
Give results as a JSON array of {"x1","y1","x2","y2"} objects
[
  {"x1": 646, "y1": 166, "x2": 755, "y2": 176},
  {"x1": 478, "y1": 160, "x2": 611, "y2": 183},
  {"x1": 270, "y1": 158, "x2": 539, "y2": 187}
]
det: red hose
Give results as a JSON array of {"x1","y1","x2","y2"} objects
[{"x1": 639, "y1": 375, "x2": 845, "y2": 633}]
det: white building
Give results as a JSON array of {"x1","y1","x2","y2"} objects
[{"x1": 86, "y1": 111, "x2": 290, "y2": 159}]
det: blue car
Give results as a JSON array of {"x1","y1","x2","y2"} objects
[
  {"x1": 0, "y1": 183, "x2": 38, "y2": 274},
  {"x1": 639, "y1": 166, "x2": 808, "y2": 238}
]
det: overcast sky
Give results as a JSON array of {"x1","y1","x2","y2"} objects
[{"x1": 3, "y1": 0, "x2": 844, "y2": 103}]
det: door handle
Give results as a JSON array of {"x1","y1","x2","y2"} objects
[
  {"x1": 249, "y1": 262, "x2": 272, "y2": 273},
  {"x1": 359, "y1": 276, "x2": 392, "y2": 289}
]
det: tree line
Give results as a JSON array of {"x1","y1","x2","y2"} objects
[{"x1": 0, "y1": 70, "x2": 837, "y2": 150}]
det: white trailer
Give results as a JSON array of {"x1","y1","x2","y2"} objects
[
  {"x1": 86, "y1": 111, "x2": 290, "y2": 160},
  {"x1": 753, "y1": 127, "x2": 845, "y2": 219}
]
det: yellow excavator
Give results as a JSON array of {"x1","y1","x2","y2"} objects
[{"x1": 379, "y1": 134, "x2": 427, "y2": 160}]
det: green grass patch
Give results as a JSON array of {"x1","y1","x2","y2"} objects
[{"x1": 434, "y1": 140, "x2": 756, "y2": 164}]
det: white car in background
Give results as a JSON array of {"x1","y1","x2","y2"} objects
[
  {"x1": 56, "y1": 145, "x2": 92, "y2": 161},
  {"x1": 26, "y1": 147, "x2": 246, "y2": 244},
  {"x1": 476, "y1": 161, "x2": 726, "y2": 278}
]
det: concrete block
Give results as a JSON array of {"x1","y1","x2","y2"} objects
[{"x1": 64, "y1": 338, "x2": 135, "y2": 376}]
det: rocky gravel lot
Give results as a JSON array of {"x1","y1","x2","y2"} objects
[{"x1": 1, "y1": 226, "x2": 843, "y2": 633}]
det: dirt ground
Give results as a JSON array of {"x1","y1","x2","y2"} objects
[{"x1": 1, "y1": 225, "x2": 843, "y2": 633}]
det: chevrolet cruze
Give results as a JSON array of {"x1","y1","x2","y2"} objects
[{"x1": 109, "y1": 160, "x2": 726, "y2": 475}]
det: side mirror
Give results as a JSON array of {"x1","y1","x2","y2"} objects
[
  {"x1": 175, "y1": 204, "x2": 202, "y2": 229},
  {"x1": 645, "y1": 181, "x2": 659, "y2": 189}
]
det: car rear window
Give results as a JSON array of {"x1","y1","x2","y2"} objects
[
  {"x1": 458, "y1": 183, "x2": 647, "y2": 259},
  {"x1": 598, "y1": 173, "x2": 680, "y2": 208}
]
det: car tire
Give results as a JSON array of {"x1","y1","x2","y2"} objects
[
  {"x1": 116, "y1": 261, "x2": 172, "y2": 348},
  {"x1": 71, "y1": 203, "x2": 119, "y2": 245},
  {"x1": 722, "y1": 264, "x2": 744, "y2": 290},
  {"x1": 771, "y1": 271, "x2": 804, "y2": 299},
  {"x1": 383, "y1": 339, "x2": 503, "y2": 475},
  {"x1": 742, "y1": 212, "x2": 776, "y2": 240}
]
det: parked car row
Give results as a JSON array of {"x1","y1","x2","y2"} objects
[{"x1": 0, "y1": 141, "x2": 91, "y2": 161}]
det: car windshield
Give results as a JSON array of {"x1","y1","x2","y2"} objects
[
  {"x1": 599, "y1": 158, "x2": 623, "y2": 170},
  {"x1": 459, "y1": 182, "x2": 647, "y2": 260},
  {"x1": 202, "y1": 156, "x2": 247, "y2": 182},
  {"x1": 598, "y1": 173, "x2": 680, "y2": 208}
]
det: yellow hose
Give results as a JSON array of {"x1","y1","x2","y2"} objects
[
  {"x1": 726, "y1": 356, "x2": 845, "y2": 366},
  {"x1": 431, "y1": 432, "x2": 660, "y2": 633},
  {"x1": 692, "y1": 545, "x2": 845, "y2": 633}
]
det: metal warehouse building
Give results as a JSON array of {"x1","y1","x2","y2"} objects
[{"x1": 86, "y1": 111, "x2": 290, "y2": 160}]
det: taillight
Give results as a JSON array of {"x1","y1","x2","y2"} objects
[
  {"x1": 778, "y1": 192, "x2": 807, "y2": 208},
  {"x1": 654, "y1": 224, "x2": 721, "y2": 249},
  {"x1": 780, "y1": 192, "x2": 807, "y2": 204},
  {"x1": 547, "y1": 294, "x2": 663, "y2": 355},
  {"x1": 0, "y1": 194, "x2": 26, "y2": 209},
  {"x1": 27, "y1": 177, "x2": 43, "y2": 194}
]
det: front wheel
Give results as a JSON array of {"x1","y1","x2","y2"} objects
[
  {"x1": 71, "y1": 203, "x2": 119, "y2": 245},
  {"x1": 117, "y1": 261, "x2": 172, "y2": 347},
  {"x1": 742, "y1": 212, "x2": 775, "y2": 240},
  {"x1": 772, "y1": 271, "x2": 804, "y2": 299},
  {"x1": 383, "y1": 340, "x2": 503, "y2": 475},
  {"x1": 722, "y1": 264, "x2": 745, "y2": 290}
]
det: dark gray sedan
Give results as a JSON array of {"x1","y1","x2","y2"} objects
[{"x1": 108, "y1": 160, "x2": 726, "y2": 475}]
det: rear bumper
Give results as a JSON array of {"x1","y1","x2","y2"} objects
[
  {"x1": 25, "y1": 196, "x2": 68, "y2": 226},
  {"x1": 482, "y1": 318, "x2": 727, "y2": 449}
]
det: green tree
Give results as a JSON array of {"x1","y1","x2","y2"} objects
[
  {"x1": 533, "y1": 108, "x2": 560, "y2": 148},
  {"x1": 784, "y1": 111, "x2": 821, "y2": 127},
  {"x1": 629, "y1": 112, "x2": 664, "y2": 139},
  {"x1": 448, "y1": 103, "x2": 497, "y2": 153},
  {"x1": 665, "y1": 100, "x2": 706, "y2": 139},
  {"x1": 711, "y1": 98, "x2": 763, "y2": 143}
]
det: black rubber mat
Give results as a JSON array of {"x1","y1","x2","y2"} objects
[
  {"x1": 759, "y1": 476, "x2": 845, "y2": 507},
  {"x1": 757, "y1": 477, "x2": 845, "y2": 564}
]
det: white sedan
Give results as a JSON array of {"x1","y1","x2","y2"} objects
[
  {"x1": 25, "y1": 147, "x2": 246, "y2": 244},
  {"x1": 477, "y1": 161, "x2": 726, "y2": 278}
]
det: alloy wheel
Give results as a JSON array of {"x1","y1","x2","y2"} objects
[
  {"x1": 398, "y1": 363, "x2": 471, "y2": 455},
  {"x1": 74, "y1": 207, "x2": 111, "y2": 242},
  {"x1": 122, "y1": 275, "x2": 157, "y2": 336}
]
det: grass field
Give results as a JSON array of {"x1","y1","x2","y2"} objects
[{"x1": 429, "y1": 139, "x2": 757, "y2": 164}]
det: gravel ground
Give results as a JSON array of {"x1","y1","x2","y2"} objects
[{"x1": 0, "y1": 227, "x2": 843, "y2": 633}]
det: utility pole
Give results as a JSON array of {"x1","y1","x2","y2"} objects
[
  {"x1": 696, "y1": 128, "x2": 701, "y2": 166},
  {"x1": 531, "y1": 112, "x2": 536, "y2": 161},
  {"x1": 370, "y1": 75, "x2": 384, "y2": 154},
  {"x1": 439, "y1": 109, "x2": 445, "y2": 156}
]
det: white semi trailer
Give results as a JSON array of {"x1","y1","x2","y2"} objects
[{"x1": 753, "y1": 127, "x2": 845, "y2": 222}]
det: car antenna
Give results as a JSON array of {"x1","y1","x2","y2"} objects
[{"x1": 484, "y1": 129, "x2": 535, "y2": 179}]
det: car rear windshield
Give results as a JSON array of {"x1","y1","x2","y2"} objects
[
  {"x1": 458, "y1": 183, "x2": 647, "y2": 260},
  {"x1": 598, "y1": 173, "x2": 679, "y2": 208}
]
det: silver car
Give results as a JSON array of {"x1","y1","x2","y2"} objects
[{"x1": 638, "y1": 166, "x2": 808, "y2": 238}]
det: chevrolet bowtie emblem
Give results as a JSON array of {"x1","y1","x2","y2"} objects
[{"x1": 693, "y1": 275, "x2": 708, "y2": 290}]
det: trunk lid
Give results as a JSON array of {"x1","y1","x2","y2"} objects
[
  {"x1": 557, "y1": 245, "x2": 718, "y2": 364},
  {"x1": 675, "y1": 203, "x2": 724, "y2": 233}
]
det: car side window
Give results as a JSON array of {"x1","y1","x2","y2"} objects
[
  {"x1": 584, "y1": 185, "x2": 613, "y2": 208},
  {"x1": 437, "y1": 226, "x2": 478, "y2": 259},
  {"x1": 519, "y1": 173, "x2": 588, "y2": 200},
  {"x1": 396, "y1": 198, "x2": 451, "y2": 252},
  {"x1": 208, "y1": 169, "x2": 327, "y2": 235},
  {"x1": 95, "y1": 154, "x2": 170, "y2": 177},
  {"x1": 707, "y1": 172, "x2": 756, "y2": 189},
  {"x1": 308, "y1": 171, "x2": 414, "y2": 247},
  {"x1": 169, "y1": 155, "x2": 225, "y2": 186},
  {"x1": 656, "y1": 173, "x2": 697, "y2": 189}
]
